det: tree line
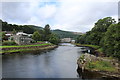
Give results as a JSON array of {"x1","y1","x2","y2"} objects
[
  {"x1": 1, "y1": 19, "x2": 60, "y2": 45},
  {"x1": 32, "y1": 24, "x2": 60, "y2": 45},
  {"x1": 1, "y1": 19, "x2": 78, "y2": 40},
  {"x1": 76, "y1": 17, "x2": 120, "y2": 59},
  {"x1": 1, "y1": 19, "x2": 43, "y2": 34}
]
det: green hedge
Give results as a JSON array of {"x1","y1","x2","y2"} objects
[{"x1": 2, "y1": 41, "x2": 17, "y2": 45}]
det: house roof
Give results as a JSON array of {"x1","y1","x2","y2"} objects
[
  {"x1": 16, "y1": 32, "x2": 28, "y2": 36},
  {"x1": 5, "y1": 34, "x2": 12, "y2": 36}
]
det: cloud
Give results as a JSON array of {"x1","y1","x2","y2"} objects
[
  {"x1": 2, "y1": 2, "x2": 32, "y2": 23},
  {"x1": 1, "y1": 0, "x2": 119, "y2": 32},
  {"x1": 52, "y1": 1, "x2": 118, "y2": 32}
]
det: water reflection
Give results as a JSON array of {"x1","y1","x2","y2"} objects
[
  {"x1": 77, "y1": 66, "x2": 120, "y2": 80},
  {"x1": 77, "y1": 66, "x2": 103, "y2": 79},
  {"x1": 2, "y1": 43, "x2": 81, "y2": 78},
  {"x1": 3, "y1": 43, "x2": 115, "y2": 79}
]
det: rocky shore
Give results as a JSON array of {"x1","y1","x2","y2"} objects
[{"x1": 77, "y1": 53, "x2": 120, "y2": 79}]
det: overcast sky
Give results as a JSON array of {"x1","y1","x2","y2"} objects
[{"x1": 0, "y1": 0, "x2": 119, "y2": 32}]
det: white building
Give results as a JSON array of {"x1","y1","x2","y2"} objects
[
  {"x1": 61, "y1": 38, "x2": 71, "y2": 43},
  {"x1": 9, "y1": 32, "x2": 34, "y2": 45}
]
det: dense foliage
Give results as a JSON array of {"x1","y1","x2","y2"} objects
[
  {"x1": 2, "y1": 41, "x2": 17, "y2": 45},
  {"x1": 43, "y1": 24, "x2": 52, "y2": 41},
  {"x1": 32, "y1": 31, "x2": 42, "y2": 41},
  {"x1": 49, "y1": 34, "x2": 60, "y2": 45},
  {"x1": 26, "y1": 24, "x2": 60, "y2": 45},
  {"x1": 1, "y1": 19, "x2": 43, "y2": 34},
  {"x1": 102, "y1": 23, "x2": 120, "y2": 58},
  {"x1": 76, "y1": 17, "x2": 120, "y2": 59},
  {"x1": 77, "y1": 17, "x2": 116, "y2": 45},
  {"x1": 2, "y1": 32, "x2": 7, "y2": 41},
  {"x1": 43, "y1": 25, "x2": 60, "y2": 45},
  {"x1": 1, "y1": 19, "x2": 60, "y2": 45},
  {"x1": 1, "y1": 19, "x2": 78, "y2": 39}
]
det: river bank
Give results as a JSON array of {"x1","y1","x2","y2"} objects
[
  {"x1": 2, "y1": 43, "x2": 81, "y2": 78},
  {"x1": 1, "y1": 42, "x2": 57, "y2": 55},
  {"x1": 75, "y1": 43, "x2": 120, "y2": 79},
  {"x1": 77, "y1": 53, "x2": 120, "y2": 79},
  {"x1": 75, "y1": 43, "x2": 106, "y2": 57}
]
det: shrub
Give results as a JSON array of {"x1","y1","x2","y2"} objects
[{"x1": 2, "y1": 41, "x2": 17, "y2": 45}]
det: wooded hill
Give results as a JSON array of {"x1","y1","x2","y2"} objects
[
  {"x1": 1, "y1": 19, "x2": 81, "y2": 39},
  {"x1": 1, "y1": 19, "x2": 43, "y2": 34},
  {"x1": 52, "y1": 29, "x2": 82, "y2": 39}
]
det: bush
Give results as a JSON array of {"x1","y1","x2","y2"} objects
[
  {"x1": 2, "y1": 41, "x2": 17, "y2": 45},
  {"x1": 49, "y1": 34, "x2": 60, "y2": 45},
  {"x1": 31, "y1": 40, "x2": 36, "y2": 43}
]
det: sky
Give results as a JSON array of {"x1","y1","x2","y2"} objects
[{"x1": 0, "y1": 0, "x2": 119, "y2": 32}]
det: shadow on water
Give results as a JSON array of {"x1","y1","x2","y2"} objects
[
  {"x1": 77, "y1": 66, "x2": 103, "y2": 79},
  {"x1": 77, "y1": 66, "x2": 119, "y2": 80}
]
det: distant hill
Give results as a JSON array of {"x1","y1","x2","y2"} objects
[
  {"x1": 1, "y1": 19, "x2": 43, "y2": 34},
  {"x1": 1, "y1": 19, "x2": 82, "y2": 39},
  {"x1": 52, "y1": 29, "x2": 82, "y2": 39}
]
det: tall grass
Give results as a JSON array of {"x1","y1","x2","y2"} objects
[{"x1": 86, "y1": 60, "x2": 117, "y2": 72}]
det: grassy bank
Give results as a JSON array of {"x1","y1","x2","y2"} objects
[
  {"x1": 76, "y1": 43, "x2": 119, "y2": 59},
  {"x1": 78, "y1": 53, "x2": 120, "y2": 78},
  {"x1": 75, "y1": 43, "x2": 104, "y2": 56},
  {"x1": 1, "y1": 45, "x2": 57, "y2": 54},
  {"x1": 75, "y1": 43, "x2": 100, "y2": 49},
  {"x1": 1, "y1": 43, "x2": 52, "y2": 48},
  {"x1": 1, "y1": 42, "x2": 57, "y2": 54},
  {"x1": 86, "y1": 60, "x2": 117, "y2": 72},
  {"x1": 76, "y1": 43, "x2": 119, "y2": 73}
]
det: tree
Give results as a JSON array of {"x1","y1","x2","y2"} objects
[
  {"x1": 2, "y1": 32, "x2": 7, "y2": 41},
  {"x1": 102, "y1": 23, "x2": 120, "y2": 59},
  {"x1": 76, "y1": 17, "x2": 116, "y2": 45},
  {"x1": 49, "y1": 34, "x2": 60, "y2": 45},
  {"x1": 32, "y1": 31, "x2": 42, "y2": 41},
  {"x1": 12, "y1": 29, "x2": 17, "y2": 34},
  {"x1": 90, "y1": 17, "x2": 116, "y2": 45},
  {"x1": 76, "y1": 35, "x2": 82, "y2": 43},
  {"x1": 44, "y1": 24, "x2": 51, "y2": 41}
]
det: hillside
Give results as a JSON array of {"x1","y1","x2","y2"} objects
[
  {"x1": 52, "y1": 29, "x2": 82, "y2": 39},
  {"x1": 1, "y1": 19, "x2": 43, "y2": 34},
  {"x1": 1, "y1": 19, "x2": 82, "y2": 39}
]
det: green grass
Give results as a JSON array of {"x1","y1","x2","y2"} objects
[
  {"x1": 1, "y1": 43, "x2": 52, "y2": 48},
  {"x1": 82, "y1": 44, "x2": 100, "y2": 49},
  {"x1": 0, "y1": 42, "x2": 55, "y2": 54},
  {"x1": 37, "y1": 41, "x2": 43, "y2": 42},
  {"x1": 75, "y1": 43, "x2": 100, "y2": 49},
  {"x1": 1, "y1": 45, "x2": 55, "y2": 54},
  {"x1": 75, "y1": 43, "x2": 103, "y2": 54},
  {"x1": 86, "y1": 60, "x2": 117, "y2": 72}
]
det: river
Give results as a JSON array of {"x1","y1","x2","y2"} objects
[{"x1": 3, "y1": 43, "x2": 84, "y2": 78}]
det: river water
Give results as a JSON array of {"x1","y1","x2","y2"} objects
[{"x1": 2, "y1": 43, "x2": 84, "y2": 78}]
